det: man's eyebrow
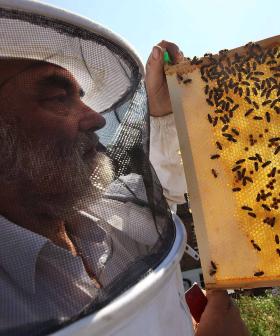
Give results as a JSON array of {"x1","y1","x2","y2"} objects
[{"x1": 37, "y1": 74, "x2": 85, "y2": 97}]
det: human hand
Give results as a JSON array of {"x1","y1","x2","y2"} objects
[
  {"x1": 195, "y1": 290, "x2": 249, "y2": 336},
  {"x1": 145, "y1": 40, "x2": 184, "y2": 117}
]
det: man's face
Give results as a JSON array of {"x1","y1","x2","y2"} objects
[{"x1": 0, "y1": 60, "x2": 112, "y2": 218}]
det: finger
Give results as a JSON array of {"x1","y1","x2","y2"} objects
[
  {"x1": 145, "y1": 45, "x2": 165, "y2": 90},
  {"x1": 146, "y1": 45, "x2": 164, "y2": 68},
  {"x1": 157, "y1": 40, "x2": 184, "y2": 64}
]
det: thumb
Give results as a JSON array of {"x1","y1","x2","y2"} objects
[{"x1": 145, "y1": 45, "x2": 165, "y2": 93}]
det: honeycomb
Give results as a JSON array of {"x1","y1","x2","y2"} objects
[{"x1": 165, "y1": 36, "x2": 280, "y2": 288}]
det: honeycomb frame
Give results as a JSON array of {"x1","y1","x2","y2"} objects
[{"x1": 166, "y1": 35, "x2": 280, "y2": 289}]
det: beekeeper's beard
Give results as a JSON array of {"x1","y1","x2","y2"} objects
[{"x1": 0, "y1": 117, "x2": 114, "y2": 220}]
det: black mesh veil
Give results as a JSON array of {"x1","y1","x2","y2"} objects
[{"x1": 0, "y1": 2, "x2": 175, "y2": 336}]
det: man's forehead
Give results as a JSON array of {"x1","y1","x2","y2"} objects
[{"x1": 0, "y1": 59, "x2": 77, "y2": 87}]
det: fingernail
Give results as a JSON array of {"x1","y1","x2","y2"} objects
[{"x1": 152, "y1": 46, "x2": 160, "y2": 60}]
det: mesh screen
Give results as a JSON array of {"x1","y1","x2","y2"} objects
[
  {"x1": 0, "y1": 7, "x2": 175, "y2": 335},
  {"x1": 166, "y1": 37, "x2": 280, "y2": 288}
]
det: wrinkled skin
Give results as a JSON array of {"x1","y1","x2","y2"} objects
[{"x1": 0, "y1": 60, "x2": 111, "y2": 252}]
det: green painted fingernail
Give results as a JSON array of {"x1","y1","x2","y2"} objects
[{"x1": 164, "y1": 51, "x2": 172, "y2": 64}]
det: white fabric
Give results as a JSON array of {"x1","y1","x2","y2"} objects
[
  {"x1": 150, "y1": 114, "x2": 187, "y2": 208},
  {"x1": 0, "y1": 204, "x2": 158, "y2": 330},
  {"x1": 0, "y1": 0, "x2": 145, "y2": 113},
  {"x1": 0, "y1": 0, "x2": 144, "y2": 76},
  {"x1": 101, "y1": 267, "x2": 194, "y2": 336},
  {"x1": 53, "y1": 216, "x2": 194, "y2": 336},
  {"x1": 0, "y1": 17, "x2": 129, "y2": 113}
]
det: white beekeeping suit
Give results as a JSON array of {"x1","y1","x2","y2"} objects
[
  {"x1": 0, "y1": 1, "x2": 194, "y2": 336},
  {"x1": 150, "y1": 113, "x2": 188, "y2": 210}
]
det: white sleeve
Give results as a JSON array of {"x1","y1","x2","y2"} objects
[{"x1": 150, "y1": 114, "x2": 187, "y2": 208}]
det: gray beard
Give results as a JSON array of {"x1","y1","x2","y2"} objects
[{"x1": 0, "y1": 117, "x2": 114, "y2": 220}]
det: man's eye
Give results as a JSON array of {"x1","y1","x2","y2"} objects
[{"x1": 42, "y1": 95, "x2": 68, "y2": 103}]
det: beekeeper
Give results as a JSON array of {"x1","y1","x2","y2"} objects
[{"x1": 0, "y1": 1, "x2": 248, "y2": 336}]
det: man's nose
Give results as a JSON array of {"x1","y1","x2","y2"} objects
[{"x1": 78, "y1": 104, "x2": 106, "y2": 132}]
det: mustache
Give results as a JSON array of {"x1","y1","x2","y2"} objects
[
  {"x1": 0, "y1": 115, "x2": 103, "y2": 161},
  {"x1": 56, "y1": 130, "x2": 101, "y2": 158}
]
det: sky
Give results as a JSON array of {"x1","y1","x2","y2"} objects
[{"x1": 44, "y1": 0, "x2": 279, "y2": 64}]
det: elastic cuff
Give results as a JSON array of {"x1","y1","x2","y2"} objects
[{"x1": 150, "y1": 113, "x2": 175, "y2": 128}]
